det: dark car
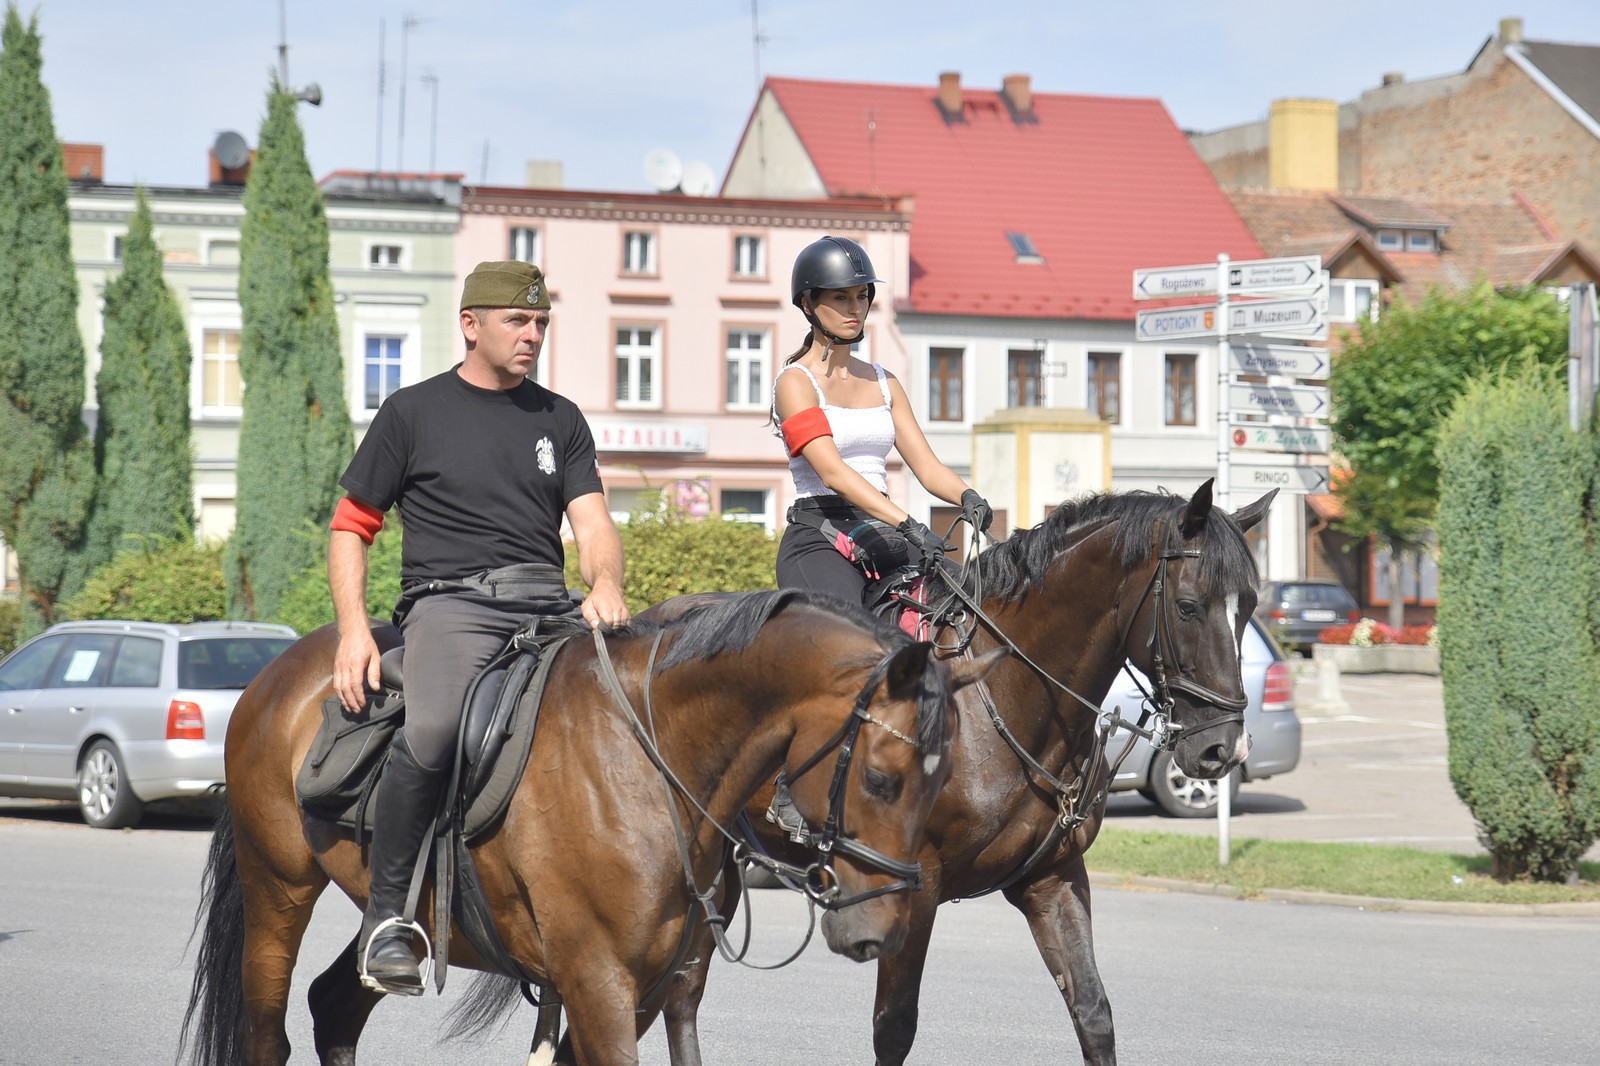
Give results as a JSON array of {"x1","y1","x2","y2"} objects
[
  {"x1": 1255, "y1": 579, "x2": 1360, "y2": 653},
  {"x1": 1105, "y1": 617, "x2": 1301, "y2": 817}
]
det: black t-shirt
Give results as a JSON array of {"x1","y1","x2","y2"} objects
[{"x1": 340, "y1": 367, "x2": 604, "y2": 582}]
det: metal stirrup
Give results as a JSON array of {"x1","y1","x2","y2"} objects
[{"x1": 357, "y1": 915, "x2": 435, "y2": 994}]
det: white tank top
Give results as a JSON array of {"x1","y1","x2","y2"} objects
[{"x1": 774, "y1": 362, "x2": 896, "y2": 498}]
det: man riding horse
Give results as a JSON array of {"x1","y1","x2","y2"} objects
[{"x1": 327, "y1": 260, "x2": 630, "y2": 996}]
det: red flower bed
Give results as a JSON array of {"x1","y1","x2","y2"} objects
[{"x1": 1317, "y1": 621, "x2": 1435, "y2": 645}]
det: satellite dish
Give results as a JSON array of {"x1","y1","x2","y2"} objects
[
  {"x1": 642, "y1": 147, "x2": 683, "y2": 193},
  {"x1": 680, "y1": 160, "x2": 716, "y2": 197},
  {"x1": 213, "y1": 131, "x2": 249, "y2": 169}
]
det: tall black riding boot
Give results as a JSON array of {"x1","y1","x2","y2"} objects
[{"x1": 358, "y1": 732, "x2": 445, "y2": 996}]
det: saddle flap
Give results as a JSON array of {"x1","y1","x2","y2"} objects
[{"x1": 297, "y1": 692, "x2": 405, "y2": 805}]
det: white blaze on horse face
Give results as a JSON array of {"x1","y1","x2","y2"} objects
[
  {"x1": 923, "y1": 753, "x2": 941, "y2": 776},
  {"x1": 1224, "y1": 593, "x2": 1240, "y2": 667}
]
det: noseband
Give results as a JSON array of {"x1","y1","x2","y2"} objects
[{"x1": 779, "y1": 653, "x2": 929, "y2": 909}]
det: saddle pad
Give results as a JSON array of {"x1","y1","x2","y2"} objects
[{"x1": 295, "y1": 635, "x2": 571, "y2": 842}]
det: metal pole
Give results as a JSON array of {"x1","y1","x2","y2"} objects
[
  {"x1": 398, "y1": 13, "x2": 423, "y2": 171},
  {"x1": 1215, "y1": 252, "x2": 1233, "y2": 866},
  {"x1": 375, "y1": 18, "x2": 385, "y2": 172},
  {"x1": 277, "y1": 0, "x2": 290, "y2": 86},
  {"x1": 1571, "y1": 281, "x2": 1598, "y2": 432},
  {"x1": 422, "y1": 73, "x2": 439, "y2": 173}
]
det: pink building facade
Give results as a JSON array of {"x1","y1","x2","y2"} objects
[{"x1": 456, "y1": 187, "x2": 913, "y2": 530}]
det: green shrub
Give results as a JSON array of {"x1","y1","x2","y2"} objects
[
  {"x1": 1436, "y1": 362, "x2": 1600, "y2": 882},
  {"x1": 276, "y1": 522, "x2": 404, "y2": 634},
  {"x1": 60, "y1": 536, "x2": 228, "y2": 623},
  {"x1": 564, "y1": 505, "x2": 779, "y2": 615},
  {"x1": 0, "y1": 595, "x2": 21, "y2": 653}
]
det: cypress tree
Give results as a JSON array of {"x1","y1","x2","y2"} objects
[
  {"x1": 1436, "y1": 363, "x2": 1600, "y2": 882},
  {"x1": 225, "y1": 82, "x2": 352, "y2": 621},
  {"x1": 0, "y1": 5, "x2": 95, "y2": 632},
  {"x1": 87, "y1": 188, "x2": 194, "y2": 566}
]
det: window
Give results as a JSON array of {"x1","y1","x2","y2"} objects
[
  {"x1": 508, "y1": 226, "x2": 541, "y2": 266},
  {"x1": 1328, "y1": 279, "x2": 1380, "y2": 323},
  {"x1": 108, "y1": 637, "x2": 162, "y2": 688},
  {"x1": 724, "y1": 328, "x2": 769, "y2": 411},
  {"x1": 1005, "y1": 231, "x2": 1043, "y2": 264},
  {"x1": 201, "y1": 329, "x2": 243, "y2": 411},
  {"x1": 733, "y1": 235, "x2": 765, "y2": 278},
  {"x1": 110, "y1": 234, "x2": 125, "y2": 262},
  {"x1": 614, "y1": 325, "x2": 660, "y2": 408},
  {"x1": 929, "y1": 347, "x2": 964, "y2": 421},
  {"x1": 368, "y1": 244, "x2": 403, "y2": 270},
  {"x1": 1164, "y1": 353, "x2": 1197, "y2": 426},
  {"x1": 1407, "y1": 231, "x2": 1436, "y2": 252},
  {"x1": 207, "y1": 239, "x2": 239, "y2": 266},
  {"x1": 720, "y1": 488, "x2": 772, "y2": 528},
  {"x1": 1376, "y1": 230, "x2": 1402, "y2": 250},
  {"x1": 51, "y1": 634, "x2": 118, "y2": 688},
  {"x1": 364, "y1": 335, "x2": 404, "y2": 410},
  {"x1": 1088, "y1": 352, "x2": 1121, "y2": 422},
  {"x1": 622, "y1": 231, "x2": 656, "y2": 275},
  {"x1": 1007, "y1": 349, "x2": 1042, "y2": 407},
  {"x1": 0, "y1": 635, "x2": 66, "y2": 691}
]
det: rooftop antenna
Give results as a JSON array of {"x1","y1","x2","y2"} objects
[
  {"x1": 752, "y1": 0, "x2": 768, "y2": 180},
  {"x1": 397, "y1": 12, "x2": 431, "y2": 171},
  {"x1": 421, "y1": 71, "x2": 439, "y2": 173},
  {"x1": 277, "y1": 0, "x2": 290, "y2": 85},
  {"x1": 375, "y1": 18, "x2": 386, "y2": 171},
  {"x1": 480, "y1": 138, "x2": 491, "y2": 184}
]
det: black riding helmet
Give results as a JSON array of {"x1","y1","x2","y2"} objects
[{"x1": 791, "y1": 236, "x2": 882, "y2": 345}]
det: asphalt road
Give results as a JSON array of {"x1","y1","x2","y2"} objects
[{"x1": 3, "y1": 798, "x2": 1598, "y2": 1065}]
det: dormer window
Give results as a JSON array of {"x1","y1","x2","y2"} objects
[
  {"x1": 1376, "y1": 230, "x2": 1402, "y2": 251},
  {"x1": 1006, "y1": 231, "x2": 1043, "y2": 264},
  {"x1": 1407, "y1": 231, "x2": 1436, "y2": 252}
]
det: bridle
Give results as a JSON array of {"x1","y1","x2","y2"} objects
[{"x1": 777, "y1": 653, "x2": 930, "y2": 909}]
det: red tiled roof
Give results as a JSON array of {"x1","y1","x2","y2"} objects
[{"x1": 762, "y1": 76, "x2": 1264, "y2": 320}]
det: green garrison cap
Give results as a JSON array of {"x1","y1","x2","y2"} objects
[{"x1": 460, "y1": 260, "x2": 550, "y2": 311}]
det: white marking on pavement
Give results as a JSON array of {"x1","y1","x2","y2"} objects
[{"x1": 1299, "y1": 714, "x2": 1442, "y2": 729}]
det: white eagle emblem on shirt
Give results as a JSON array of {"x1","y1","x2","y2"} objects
[{"x1": 535, "y1": 436, "x2": 556, "y2": 475}]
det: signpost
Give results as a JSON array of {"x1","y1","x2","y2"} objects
[
  {"x1": 1228, "y1": 461, "x2": 1331, "y2": 496},
  {"x1": 1227, "y1": 297, "x2": 1325, "y2": 337},
  {"x1": 1227, "y1": 382, "x2": 1329, "y2": 418},
  {"x1": 1134, "y1": 303, "x2": 1218, "y2": 341},
  {"x1": 1229, "y1": 420, "x2": 1331, "y2": 455},
  {"x1": 1230, "y1": 341, "x2": 1327, "y2": 380},
  {"x1": 1133, "y1": 254, "x2": 1322, "y2": 300}
]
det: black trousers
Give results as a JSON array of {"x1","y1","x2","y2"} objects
[{"x1": 776, "y1": 520, "x2": 868, "y2": 607}]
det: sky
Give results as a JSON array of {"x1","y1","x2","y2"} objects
[{"x1": 28, "y1": 1, "x2": 1600, "y2": 194}]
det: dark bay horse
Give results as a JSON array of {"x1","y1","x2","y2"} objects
[
  {"x1": 180, "y1": 589, "x2": 1001, "y2": 1066},
  {"x1": 626, "y1": 481, "x2": 1273, "y2": 1066}
]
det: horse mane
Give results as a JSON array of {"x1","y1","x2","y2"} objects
[
  {"x1": 973, "y1": 489, "x2": 1259, "y2": 602},
  {"x1": 652, "y1": 588, "x2": 950, "y2": 753}
]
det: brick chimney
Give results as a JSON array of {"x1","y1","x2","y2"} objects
[
  {"x1": 1499, "y1": 17, "x2": 1523, "y2": 44},
  {"x1": 209, "y1": 148, "x2": 253, "y2": 187},
  {"x1": 61, "y1": 143, "x2": 103, "y2": 182},
  {"x1": 936, "y1": 71, "x2": 964, "y2": 122},
  {"x1": 1269, "y1": 98, "x2": 1339, "y2": 191},
  {"x1": 1001, "y1": 74, "x2": 1034, "y2": 121},
  {"x1": 1381, "y1": 71, "x2": 1404, "y2": 87}
]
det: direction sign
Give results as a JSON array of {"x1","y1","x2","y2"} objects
[
  {"x1": 1133, "y1": 255, "x2": 1323, "y2": 300},
  {"x1": 1230, "y1": 342, "x2": 1328, "y2": 380},
  {"x1": 1228, "y1": 382, "x2": 1329, "y2": 418},
  {"x1": 1227, "y1": 297, "x2": 1325, "y2": 337},
  {"x1": 1229, "y1": 461, "x2": 1331, "y2": 496},
  {"x1": 1135, "y1": 303, "x2": 1218, "y2": 340},
  {"x1": 1229, "y1": 420, "x2": 1332, "y2": 455}
]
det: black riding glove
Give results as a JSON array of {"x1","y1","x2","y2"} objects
[
  {"x1": 897, "y1": 517, "x2": 949, "y2": 567},
  {"x1": 960, "y1": 489, "x2": 994, "y2": 533}
]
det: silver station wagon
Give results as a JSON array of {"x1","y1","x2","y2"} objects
[{"x1": 0, "y1": 620, "x2": 296, "y2": 828}]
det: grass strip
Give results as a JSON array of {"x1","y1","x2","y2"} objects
[{"x1": 1086, "y1": 827, "x2": 1600, "y2": 905}]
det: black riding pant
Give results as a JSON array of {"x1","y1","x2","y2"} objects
[{"x1": 776, "y1": 520, "x2": 868, "y2": 607}]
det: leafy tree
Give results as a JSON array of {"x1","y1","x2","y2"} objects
[
  {"x1": 86, "y1": 188, "x2": 193, "y2": 567},
  {"x1": 0, "y1": 5, "x2": 95, "y2": 634},
  {"x1": 276, "y1": 520, "x2": 404, "y2": 636},
  {"x1": 1331, "y1": 284, "x2": 1568, "y2": 627},
  {"x1": 1436, "y1": 362, "x2": 1600, "y2": 882},
  {"x1": 61, "y1": 535, "x2": 226, "y2": 624},
  {"x1": 225, "y1": 82, "x2": 352, "y2": 621},
  {"x1": 564, "y1": 498, "x2": 779, "y2": 616}
]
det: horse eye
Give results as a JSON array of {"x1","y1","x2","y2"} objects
[
  {"x1": 1177, "y1": 599, "x2": 1202, "y2": 620},
  {"x1": 863, "y1": 767, "x2": 901, "y2": 800}
]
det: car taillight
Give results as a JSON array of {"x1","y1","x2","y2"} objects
[
  {"x1": 167, "y1": 700, "x2": 206, "y2": 740},
  {"x1": 1347, "y1": 609, "x2": 1360, "y2": 622},
  {"x1": 1262, "y1": 662, "x2": 1294, "y2": 710},
  {"x1": 1269, "y1": 609, "x2": 1287, "y2": 621}
]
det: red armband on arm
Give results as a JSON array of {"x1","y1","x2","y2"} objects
[
  {"x1": 781, "y1": 407, "x2": 833, "y2": 459},
  {"x1": 330, "y1": 496, "x2": 385, "y2": 545}
]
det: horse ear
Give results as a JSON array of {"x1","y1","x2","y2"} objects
[
  {"x1": 1230, "y1": 489, "x2": 1278, "y2": 533},
  {"x1": 949, "y1": 646, "x2": 1009, "y2": 691},
  {"x1": 882, "y1": 641, "x2": 935, "y2": 701},
  {"x1": 1180, "y1": 477, "x2": 1215, "y2": 538}
]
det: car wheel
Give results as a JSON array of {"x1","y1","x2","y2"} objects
[
  {"x1": 77, "y1": 740, "x2": 144, "y2": 830},
  {"x1": 1148, "y1": 749, "x2": 1241, "y2": 819}
]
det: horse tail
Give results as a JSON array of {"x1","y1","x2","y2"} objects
[
  {"x1": 178, "y1": 804, "x2": 247, "y2": 1066},
  {"x1": 442, "y1": 972, "x2": 523, "y2": 1042}
]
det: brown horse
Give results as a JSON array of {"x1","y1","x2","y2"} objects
[
  {"x1": 498, "y1": 481, "x2": 1272, "y2": 1065},
  {"x1": 180, "y1": 589, "x2": 1002, "y2": 1066}
]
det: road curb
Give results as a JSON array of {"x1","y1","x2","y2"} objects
[{"x1": 1086, "y1": 870, "x2": 1600, "y2": 917}]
